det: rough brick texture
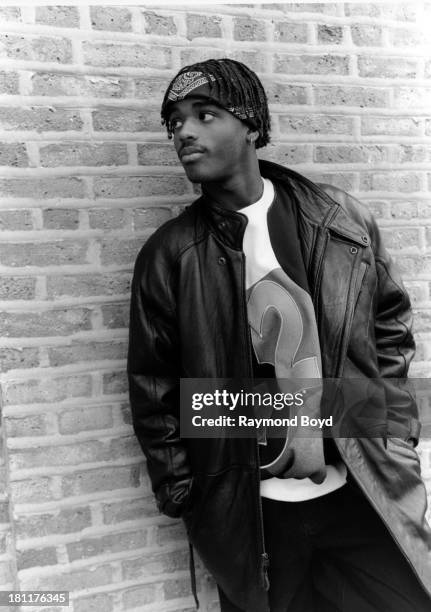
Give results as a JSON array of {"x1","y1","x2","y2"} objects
[{"x1": 0, "y1": 3, "x2": 430, "y2": 611}]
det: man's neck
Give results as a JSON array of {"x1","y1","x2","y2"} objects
[{"x1": 201, "y1": 157, "x2": 263, "y2": 211}]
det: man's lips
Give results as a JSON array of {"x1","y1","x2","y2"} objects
[{"x1": 179, "y1": 146, "x2": 205, "y2": 162}]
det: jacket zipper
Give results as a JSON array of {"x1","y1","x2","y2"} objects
[{"x1": 240, "y1": 252, "x2": 270, "y2": 592}]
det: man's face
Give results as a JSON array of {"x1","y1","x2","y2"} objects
[{"x1": 167, "y1": 97, "x2": 252, "y2": 184}]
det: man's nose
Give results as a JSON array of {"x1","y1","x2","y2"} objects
[{"x1": 178, "y1": 117, "x2": 198, "y2": 141}]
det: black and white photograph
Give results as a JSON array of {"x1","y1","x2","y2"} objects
[{"x1": 0, "y1": 1, "x2": 430, "y2": 611}]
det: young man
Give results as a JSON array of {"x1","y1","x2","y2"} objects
[{"x1": 128, "y1": 59, "x2": 431, "y2": 611}]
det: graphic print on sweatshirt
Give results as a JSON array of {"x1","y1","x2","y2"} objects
[{"x1": 240, "y1": 178, "x2": 347, "y2": 500}]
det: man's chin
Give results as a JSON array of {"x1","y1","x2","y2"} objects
[{"x1": 183, "y1": 165, "x2": 207, "y2": 183}]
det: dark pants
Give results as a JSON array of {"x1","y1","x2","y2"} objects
[{"x1": 218, "y1": 479, "x2": 431, "y2": 612}]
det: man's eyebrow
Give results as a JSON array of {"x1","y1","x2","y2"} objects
[{"x1": 168, "y1": 99, "x2": 220, "y2": 116}]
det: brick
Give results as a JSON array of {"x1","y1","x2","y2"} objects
[
  {"x1": 43, "y1": 208, "x2": 79, "y2": 229},
  {"x1": 92, "y1": 109, "x2": 161, "y2": 133},
  {"x1": 358, "y1": 56, "x2": 418, "y2": 79},
  {"x1": 0, "y1": 7, "x2": 21, "y2": 21},
  {"x1": 133, "y1": 207, "x2": 172, "y2": 229},
  {"x1": 17, "y1": 547, "x2": 57, "y2": 570},
  {"x1": 0, "y1": 209, "x2": 33, "y2": 230},
  {"x1": 0, "y1": 560, "x2": 13, "y2": 584},
  {"x1": 20, "y1": 564, "x2": 113, "y2": 592},
  {"x1": 50, "y1": 340, "x2": 126, "y2": 367},
  {"x1": 12, "y1": 477, "x2": 55, "y2": 505},
  {"x1": 314, "y1": 145, "x2": 388, "y2": 164},
  {"x1": 89, "y1": 208, "x2": 127, "y2": 229},
  {"x1": 187, "y1": 14, "x2": 222, "y2": 40},
  {"x1": 0, "y1": 308, "x2": 91, "y2": 338},
  {"x1": 32, "y1": 72, "x2": 131, "y2": 98},
  {"x1": 1, "y1": 347, "x2": 40, "y2": 372},
  {"x1": 362, "y1": 200, "x2": 389, "y2": 219},
  {"x1": 109, "y1": 433, "x2": 142, "y2": 459},
  {"x1": 35, "y1": 6, "x2": 79, "y2": 28},
  {"x1": 393, "y1": 87, "x2": 431, "y2": 109},
  {"x1": 58, "y1": 405, "x2": 114, "y2": 435},
  {"x1": 16, "y1": 507, "x2": 91, "y2": 538},
  {"x1": 390, "y1": 200, "x2": 420, "y2": 220},
  {"x1": 144, "y1": 11, "x2": 177, "y2": 36},
  {"x1": 262, "y1": 81, "x2": 307, "y2": 105},
  {"x1": 6, "y1": 414, "x2": 48, "y2": 437},
  {"x1": 344, "y1": 3, "x2": 380, "y2": 17},
  {"x1": 317, "y1": 24, "x2": 343, "y2": 45},
  {"x1": 360, "y1": 172, "x2": 421, "y2": 193},
  {"x1": 234, "y1": 16, "x2": 266, "y2": 41},
  {"x1": 279, "y1": 114, "x2": 353, "y2": 135},
  {"x1": 134, "y1": 76, "x2": 169, "y2": 99},
  {"x1": 279, "y1": 3, "x2": 339, "y2": 14},
  {"x1": 47, "y1": 272, "x2": 131, "y2": 298},
  {"x1": 314, "y1": 85, "x2": 388, "y2": 108},
  {"x1": 0, "y1": 240, "x2": 88, "y2": 267},
  {"x1": 380, "y1": 227, "x2": 419, "y2": 250},
  {"x1": 40, "y1": 143, "x2": 128, "y2": 167},
  {"x1": 397, "y1": 255, "x2": 431, "y2": 277},
  {"x1": 393, "y1": 145, "x2": 431, "y2": 163},
  {"x1": 389, "y1": 27, "x2": 428, "y2": 47},
  {"x1": 103, "y1": 371, "x2": 128, "y2": 394},
  {"x1": 309, "y1": 172, "x2": 355, "y2": 192},
  {"x1": 103, "y1": 496, "x2": 158, "y2": 525},
  {"x1": 4, "y1": 374, "x2": 92, "y2": 405},
  {"x1": 275, "y1": 53, "x2": 349, "y2": 75},
  {"x1": 61, "y1": 465, "x2": 140, "y2": 497},
  {"x1": 122, "y1": 584, "x2": 156, "y2": 609},
  {"x1": 0, "y1": 177, "x2": 84, "y2": 199},
  {"x1": 259, "y1": 144, "x2": 309, "y2": 165},
  {"x1": 123, "y1": 548, "x2": 188, "y2": 579},
  {"x1": 94, "y1": 176, "x2": 188, "y2": 199},
  {"x1": 0, "y1": 107, "x2": 83, "y2": 132},
  {"x1": 0, "y1": 71, "x2": 19, "y2": 94},
  {"x1": 137, "y1": 143, "x2": 179, "y2": 166},
  {"x1": 351, "y1": 24, "x2": 382, "y2": 46},
  {"x1": 99, "y1": 237, "x2": 145, "y2": 266},
  {"x1": 274, "y1": 21, "x2": 307, "y2": 43},
  {"x1": 164, "y1": 577, "x2": 192, "y2": 600},
  {"x1": 0, "y1": 501, "x2": 9, "y2": 523},
  {"x1": 412, "y1": 311, "x2": 431, "y2": 332},
  {"x1": 83, "y1": 42, "x2": 171, "y2": 68},
  {"x1": 101, "y1": 303, "x2": 130, "y2": 330},
  {"x1": 67, "y1": 528, "x2": 148, "y2": 561},
  {"x1": 90, "y1": 6, "x2": 132, "y2": 31},
  {"x1": 74, "y1": 593, "x2": 114, "y2": 612},
  {"x1": 0, "y1": 143, "x2": 28, "y2": 167},
  {"x1": 361, "y1": 116, "x2": 421, "y2": 137},
  {"x1": 10, "y1": 440, "x2": 114, "y2": 471},
  {"x1": 0, "y1": 34, "x2": 72, "y2": 63}
]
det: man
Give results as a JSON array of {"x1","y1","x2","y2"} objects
[{"x1": 128, "y1": 58, "x2": 431, "y2": 611}]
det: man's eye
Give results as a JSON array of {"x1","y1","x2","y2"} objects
[
  {"x1": 200, "y1": 112, "x2": 215, "y2": 122},
  {"x1": 170, "y1": 118, "x2": 183, "y2": 130}
]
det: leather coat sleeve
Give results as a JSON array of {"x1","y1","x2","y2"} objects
[
  {"x1": 127, "y1": 242, "x2": 192, "y2": 517},
  {"x1": 371, "y1": 216, "x2": 420, "y2": 445}
]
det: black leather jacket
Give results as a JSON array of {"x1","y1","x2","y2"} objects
[{"x1": 128, "y1": 160, "x2": 431, "y2": 611}]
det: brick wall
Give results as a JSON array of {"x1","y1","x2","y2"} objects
[{"x1": 0, "y1": 3, "x2": 430, "y2": 611}]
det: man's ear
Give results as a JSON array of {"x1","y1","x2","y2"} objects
[{"x1": 246, "y1": 128, "x2": 259, "y2": 145}]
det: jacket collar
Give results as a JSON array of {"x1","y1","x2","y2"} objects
[{"x1": 197, "y1": 159, "x2": 369, "y2": 250}]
